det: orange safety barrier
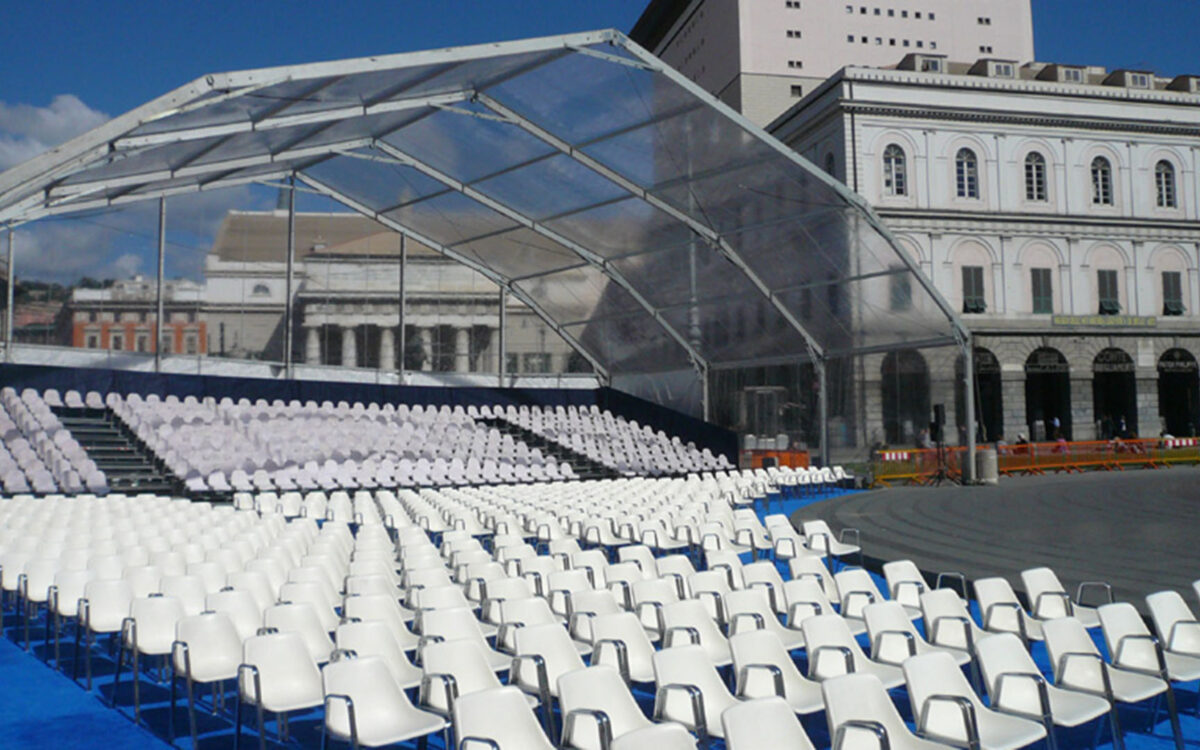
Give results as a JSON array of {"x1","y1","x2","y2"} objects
[
  {"x1": 871, "y1": 447, "x2": 965, "y2": 486},
  {"x1": 743, "y1": 449, "x2": 811, "y2": 470},
  {"x1": 996, "y1": 438, "x2": 1200, "y2": 475},
  {"x1": 872, "y1": 438, "x2": 1200, "y2": 485}
]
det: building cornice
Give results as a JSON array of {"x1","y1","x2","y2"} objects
[
  {"x1": 844, "y1": 100, "x2": 1200, "y2": 138},
  {"x1": 877, "y1": 208, "x2": 1200, "y2": 243}
]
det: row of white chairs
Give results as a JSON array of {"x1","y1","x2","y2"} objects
[{"x1": 2, "y1": 486, "x2": 1199, "y2": 750}]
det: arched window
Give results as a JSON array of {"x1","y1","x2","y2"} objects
[
  {"x1": 1091, "y1": 156, "x2": 1113, "y2": 205},
  {"x1": 251, "y1": 283, "x2": 270, "y2": 297},
  {"x1": 882, "y1": 144, "x2": 906, "y2": 196},
  {"x1": 1024, "y1": 152, "x2": 1047, "y2": 202},
  {"x1": 1155, "y1": 160, "x2": 1177, "y2": 208},
  {"x1": 955, "y1": 148, "x2": 978, "y2": 199}
]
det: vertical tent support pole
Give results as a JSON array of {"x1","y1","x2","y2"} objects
[
  {"x1": 4, "y1": 227, "x2": 13, "y2": 363},
  {"x1": 817, "y1": 358, "x2": 829, "y2": 468},
  {"x1": 154, "y1": 198, "x2": 166, "y2": 373},
  {"x1": 964, "y1": 336, "x2": 977, "y2": 483},
  {"x1": 283, "y1": 174, "x2": 296, "y2": 379},
  {"x1": 498, "y1": 287, "x2": 507, "y2": 387},
  {"x1": 699, "y1": 361, "x2": 710, "y2": 422},
  {"x1": 398, "y1": 234, "x2": 406, "y2": 383}
]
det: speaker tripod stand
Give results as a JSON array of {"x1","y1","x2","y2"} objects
[{"x1": 927, "y1": 440, "x2": 960, "y2": 486}]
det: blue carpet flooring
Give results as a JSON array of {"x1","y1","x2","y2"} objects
[{"x1": 0, "y1": 487, "x2": 1195, "y2": 749}]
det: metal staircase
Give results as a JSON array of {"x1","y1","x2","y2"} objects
[
  {"x1": 53, "y1": 408, "x2": 178, "y2": 494},
  {"x1": 479, "y1": 417, "x2": 620, "y2": 481}
]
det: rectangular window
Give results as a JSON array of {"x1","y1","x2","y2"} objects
[
  {"x1": 788, "y1": 60, "x2": 803, "y2": 69},
  {"x1": 110, "y1": 333, "x2": 124, "y2": 350},
  {"x1": 160, "y1": 334, "x2": 173, "y2": 354},
  {"x1": 135, "y1": 333, "x2": 149, "y2": 353},
  {"x1": 523, "y1": 353, "x2": 552, "y2": 373},
  {"x1": 185, "y1": 334, "x2": 198, "y2": 355},
  {"x1": 889, "y1": 269, "x2": 912, "y2": 311},
  {"x1": 962, "y1": 266, "x2": 986, "y2": 313},
  {"x1": 1163, "y1": 271, "x2": 1185, "y2": 315},
  {"x1": 790, "y1": 85, "x2": 804, "y2": 97},
  {"x1": 1031, "y1": 268, "x2": 1053, "y2": 314},
  {"x1": 1097, "y1": 269, "x2": 1120, "y2": 314},
  {"x1": 845, "y1": 4, "x2": 853, "y2": 12},
  {"x1": 1063, "y1": 68, "x2": 1083, "y2": 82},
  {"x1": 85, "y1": 334, "x2": 99, "y2": 349},
  {"x1": 786, "y1": 29, "x2": 802, "y2": 38},
  {"x1": 847, "y1": 35, "x2": 855, "y2": 42},
  {"x1": 505, "y1": 353, "x2": 520, "y2": 374}
]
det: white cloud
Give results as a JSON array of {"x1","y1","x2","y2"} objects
[{"x1": 0, "y1": 94, "x2": 109, "y2": 170}]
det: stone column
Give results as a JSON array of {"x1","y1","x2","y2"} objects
[
  {"x1": 1135, "y1": 368, "x2": 1160, "y2": 437},
  {"x1": 379, "y1": 327, "x2": 395, "y2": 371},
  {"x1": 456, "y1": 327, "x2": 471, "y2": 372},
  {"x1": 420, "y1": 327, "x2": 434, "y2": 371},
  {"x1": 341, "y1": 325, "x2": 358, "y2": 368},
  {"x1": 1069, "y1": 375, "x2": 1095, "y2": 440},
  {"x1": 1000, "y1": 367, "x2": 1027, "y2": 441},
  {"x1": 305, "y1": 326, "x2": 321, "y2": 364}
]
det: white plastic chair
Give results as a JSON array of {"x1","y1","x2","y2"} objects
[
  {"x1": 452, "y1": 685, "x2": 556, "y2": 750},
  {"x1": 1021, "y1": 567, "x2": 1108, "y2": 628},
  {"x1": 975, "y1": 577, "x2": 1044, "y2": 642},
  {"x1": 1146, "y1": 589, "x2": 1200, "y2": 659},
  {"x1": 904, "y1": 651, "x2": 1046, "y2": 750},
  {"x1": 975, "y1": 632, "x2": 1110, "y2": 750},
  {"x1": 800, "y1": 613, "x2": 904, "y2": 687},
  {"x1": 728, "y1": 629, "x2": 824, "y2": 715},
  {"x1": 322, "y1": 655, "x2": 448, "y2": 748},
  {"x1": 75, "y1": 578, "x2": 134, "y2": 689},
  {"x1": 334, "y1": 619, "x2": 423, "y2": 689},
  {"x1": 558, "y1": 665, "x2": 691, "y2": 750},
  {"x1": 651, "y1": 644, "x2": 738, "y2": 742},
  {"x1": 263, "y1": 602, "x2": 335, "y2": 664},
  {"x1": 721, "y1": 696, "x2": 815, "y2": 750},
  {"x1": 822, "y1": 672, "x2": 946, "y2": 750},
  {"x1": 117, "y1": 594, "x2": 186, "y2": 720},
  {"x1": 591, "y1": 611, "x2": 658, "y2": 684},
  {"x1": 171, "y1": 611, "x2": 242, "y2": 748},
  {"x1": 1043, "y1": 615, "x2": 1174, "y2": 750},
  {"x1": 236, "y1": 631, "x2": 324, "y2": 750}
]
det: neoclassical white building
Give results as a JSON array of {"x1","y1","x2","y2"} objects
[
  {"x1": 203, "y1": 210, "x2": 577, "y2": 375},
  {"x1": 773, "y1": 55, "x2": 1200, "y2": 444}
]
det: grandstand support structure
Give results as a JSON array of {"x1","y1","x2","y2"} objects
[{"x1": 0, "y1": 28, "x2": 975, "y2": 475}]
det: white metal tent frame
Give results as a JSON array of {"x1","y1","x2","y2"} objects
[{"x1": 0, "y1": 29, "x2": 976, "y2": 472}]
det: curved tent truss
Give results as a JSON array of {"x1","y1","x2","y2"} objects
[{"x1": 0, "y1": 29, "x2": 970, "y2": 461}]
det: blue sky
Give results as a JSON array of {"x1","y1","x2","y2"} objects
[{"x1": 1, "y1": 0, "x2": 1198, "y2": 282}]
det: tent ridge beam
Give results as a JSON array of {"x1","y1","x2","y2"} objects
[
  {"x1": 295, "y1": 171, "x2": 611, "y2": 381},
  {"x1": 370, "y1": 139, "x2": 709, "y2": 371},
  {"x1": 110, "y1": 90, "x2": 472, "y2": 151},
  {"x1": 476, "y1": 91, "x2": 824, "y2": 362}
]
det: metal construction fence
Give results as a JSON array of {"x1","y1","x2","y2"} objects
[{"x1": 872, "y1": 437, "x2": 1200, "y2": 486}]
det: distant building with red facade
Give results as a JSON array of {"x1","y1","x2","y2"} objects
[{"x1": 66, "y1": 275, "x2": 206, "y2": 355}]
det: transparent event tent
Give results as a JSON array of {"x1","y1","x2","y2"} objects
[{"x1": 0, "y1": 29, "x2": 973, "y2": 467}]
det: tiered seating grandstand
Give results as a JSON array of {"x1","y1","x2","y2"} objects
[
  {"x1": 0, "y1": 388, "x2": 739, "y2": 497},
  {"x1": 0, "y1": 469, "x2": 1193, "y2": 750}
]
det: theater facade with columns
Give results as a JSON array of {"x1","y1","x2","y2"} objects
[{"x1": 202, "y1": 210, "x2": 575, "y2": 375}]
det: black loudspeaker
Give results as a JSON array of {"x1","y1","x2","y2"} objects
[{"x1": 930, "y1": 403, "x2": 946, "y2": 443}]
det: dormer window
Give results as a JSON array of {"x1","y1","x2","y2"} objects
[
  {"x1": 1130, "y1": 73, "x2": 1151, "y2": 88},
  {"x1": 1062, "y1": 68, "x2": 1083, "y2": 83},
  {"x1": 921, "y1": 57, "x2": 942, "y2": 73}
]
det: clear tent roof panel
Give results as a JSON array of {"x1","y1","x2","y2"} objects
[{"x1": 0, "y1": 29, "x2": 965, "y2": 379}]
